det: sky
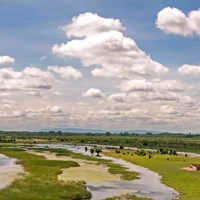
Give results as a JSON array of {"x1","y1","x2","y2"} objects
[{"x1": 0, "y1": 0, "x2": 200, "y2": 132}]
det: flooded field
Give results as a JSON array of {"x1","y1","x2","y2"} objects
[
  {"x1": 0, "y1": 154, "x2": 24, "y2": 190},
  {"x1": 36, "y1": 144, "x2": 179, "y2": 200}
]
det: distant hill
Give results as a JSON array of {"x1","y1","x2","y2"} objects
[{"x1": 39, "y1": 128, "x2": 159, "y2": 134}]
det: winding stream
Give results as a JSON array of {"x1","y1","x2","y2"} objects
[
  {"x1": 37, "y1": 144, "x2": 179, "y2": 200},
  {"x1": 0, "y1": 153, "x2": 24, "y2": 190}
]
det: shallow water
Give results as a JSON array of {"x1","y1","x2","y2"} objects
[
  {"x1": 0, "y1": 153, "x2": 24, "y2": 190},
  {"x1": 36, "y1": 144, "x2": 179, "y2": 200}
]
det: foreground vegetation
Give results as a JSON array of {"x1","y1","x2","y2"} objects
[
  {"x1": 0, "y1": 148, "x2": 91, "y2": 200},
  {"x1": 105, "y1": 149, "x2": 200, "y2": 200},
  {"x1": 0, "y1": 146, "x2": 140, "y2": 200}
]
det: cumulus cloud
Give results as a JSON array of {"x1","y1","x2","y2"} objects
[
  {"x1": 129, "y1": 91, "x2": 179, "y2": 102},
  {"x1": 23, "y1": 67, "x2": 52, "y2": 79},
  {"x1": 0, "y1": 67, "x2": 22, "y2": 79},
  {"x1": 27, "y1": 91, "x2": 44, "y2": 97},
  {"x1": 119, "y1": 79, "x2": 153, "y2": 92},
  {"x1": 108, "y1": 93, "x2": 127, "y2": 102},
  {"x1": 178, "y1": 64, "x2": 200, "y2": 76},
  {"x1": 0, "y1": 67, "x2": 53, "y2": 91},
  {"x1": 87, "y1": 108, "x2": 145, "y2": 121},
  {"x1": 0, "y1": 110, "x2": 24, "y2": 118},
  {"x1": 160, "y1": 105, "x2": 177, "y2": 114},
  {"x1": 63, "y1": 12, "x2": 124, "y2": 38},
  {"x1": 119, "y1": 79, "x2": 186, "y2": 92},
  {"x1": 47, "y1": 105, "x2": 63, "y2": 113},
  {"x1": 24, "y1": 105, "x2": 65, "y2": 121},
  {"x1": 53, "y1": 13, "x2": 169, "y2": 78},
  {"x1": 48, "y1": 65, "x2": 82, "y2": 80},
  {"x1": 0, "y1": 99, "x2": 25, "y2": 119},
  {"x1": 0, "y1": 55, "x2": 15, "y2": 65},
  {"x1": 156, "y1": 7, "x2": 200, "y2": 36},
  {"x1": 82, "y1": 88, "x2": 104, "y2": 98}
]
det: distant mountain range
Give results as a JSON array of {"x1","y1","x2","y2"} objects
[{"x1": 40, "y1": 128, "x2": 160, "y2": 134}]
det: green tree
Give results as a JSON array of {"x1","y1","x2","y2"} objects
[
  {"x1": 95, "y1": 148, "x2": 102, "y2": 156},
  {"x1": 119, "y1": 145, "x2": 124, "y2": 150}
]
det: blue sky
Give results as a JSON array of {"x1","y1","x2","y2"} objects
[{"x1": 0, "y1": 0, "x2": 200, "y2": 132}]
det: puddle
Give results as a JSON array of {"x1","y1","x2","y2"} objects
[
  {"x1": 0, "y1": 153, "x2": 24, "y2": 190},
  {"x1": 36, "y1": 144, "x2": 180, "y2": 200}
]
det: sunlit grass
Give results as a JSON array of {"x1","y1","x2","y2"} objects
[{"x1": 105, "y1": 150, "x2": 200, "y2": 200}]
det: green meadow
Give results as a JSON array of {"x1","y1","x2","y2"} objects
[
  {"x1": 105, "y1": 149, "x2": 200, "y2": 200},
  {"x1": 0, "y1": 148, "x2": 91, "y2": 200}
]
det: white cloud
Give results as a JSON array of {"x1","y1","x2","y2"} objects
[
  {"x1": 82, "y1": 88, "x2": 104, "y2": 98},
  {"x1": 108, "y1": 93, "x2": 127, "y2": 102},
  {"x1": 25, "y1": 105, "x2": 64, "y2": 119},
  {"x1": 23, "y1": 67, "x2": 52, "y2": 79},
  {"x1": 63, "y1": 12, "x2": 124, "y2": 38},
  {"x1": 87, "y1": 108, "x2": 145, "y2": 121},
  {"x1": 53, "y1": 91, "x2": 63, "y2": 96},
  {"x1": 178, "y1": 64, "x2": 200, "y2": 76},
  {"x1": 119, "y1": 79, "x2": 186, "y2": 92},
  {"x1": 129, "y1": 91, "x2": 179, "y2": 102},
  {"x1": 0, "y1": 93, "x2": 10, "y2": 97},
  {"x1": 0, "y1": 55, "x2": 15, "y2": 65},
  {"x1": 27, "y1": 91, "x2": 44, "y2": 97},
  {"x1": 180, "y1": 95, "x2": 196, "y2": 105},
  {"x1": 0, "y1": 110, "x2": 24, "y2": 118},
  {"x1": 0, "y1": 99, "x2": 25, "y2": 119},
  {"x1": 0, "y1": 68, "x2": 22, "y2": 79},
  {"x1": 160, "y1": 105, "x2": 177, "y2": 114},
  {"x1": 156, "y1": 7, "x2": 200, "y2": 36},
  {"x1": 119, "y1": 79, "x2": 153, "y2": 92},
  {"x1": 47, "y1": 105, "x2": 63, "y2": 113},
  {"x1": 0, "y1": 67, "x2": 53, "y2": 91},
  {"x1": 53, "y1": 13, "x2": 169, "y2": 78},
  {"x1": 48, "y1": 65, "x2": 82, "y2": 80}
]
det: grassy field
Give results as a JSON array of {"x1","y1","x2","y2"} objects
[
  {"x1": 0, "y1": 148, "x2": 91, "y2": 200},
  {"x1": 105, "y1": 149, "x2": 200, "y2": 200}
]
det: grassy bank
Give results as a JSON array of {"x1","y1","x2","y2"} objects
[
  {"x1": 30, "y1": 147, "x2": 138, "y2": 181},
  {"x1": 105, "y1": 149, "x2": 200, "y2": 200},
  {"x1": 0, "y1": 148, "x2": 91, "y2": 200}
]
